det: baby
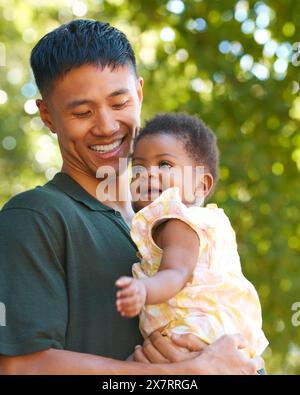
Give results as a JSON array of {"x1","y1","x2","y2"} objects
[{"x1": 116, "y1": 112, "x2": 268, "y2": 358}]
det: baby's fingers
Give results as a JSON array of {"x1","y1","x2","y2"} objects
[
  {"x1": 115, "y1": 276, "x2": 133, "y2": 289},
  {"x1": 118, "y1": 305, "x2": 141, "y2": 318},
  {"x1": 117, "y1": 285, "x2": 137, "y2": 299},
  {"x1": 116, "y1": 296, "x2": 142, "y2": 317},
  {"x1": 117, "y1": 295, "x2": 141, "y2": 309}
]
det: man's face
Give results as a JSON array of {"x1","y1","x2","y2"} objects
[{"x1": 37, "y1": 64, "x2": 143, "y2": 178}]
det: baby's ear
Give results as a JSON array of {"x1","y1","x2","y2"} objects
[
  {"x1": 195, "y1": 173, "x2": 214, "y2": 205},
  {"x1": 203, "y1": 173, "x2": 214, "y2": 196}
]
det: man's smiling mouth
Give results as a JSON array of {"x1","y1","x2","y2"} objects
[{"x1": 89, "y1": 138, "x2": 124, "y2": 154}]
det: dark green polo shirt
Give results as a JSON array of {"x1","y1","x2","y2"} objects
[{"x1": 0, "y1": 172, "x2": 143, "y2": 359}]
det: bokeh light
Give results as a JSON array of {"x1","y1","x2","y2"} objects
[
  {"x1": 24, "y1": 99, "x2": 38, "y2": 115},
  {"x1": 0, "y1": 90, "x2": 8, "y2": 105},
  {"x1": 2, "y1": 136, "x2": 16, "y2": 150},
  {"x1": 166, "y1": 0, "x2": 185, "y2": 14},
  {"x1": 252, "y1": 62, "x2": 270, "y2": 80},
  {"x1": 72, "y1": 1, "x2": 88, "y2": 17},
  {"x1": 234, "y1": 0, "x2": 249, "y2": 23},
  {"x1": 160, "y1": 27, "x2": 175, "y2": 42}
]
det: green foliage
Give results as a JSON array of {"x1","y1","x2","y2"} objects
[{"x1": 1, "y1": 0, "x2": 300, "y2": 374}]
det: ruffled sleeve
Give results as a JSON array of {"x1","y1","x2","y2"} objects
[{"x1": 130, "y1": 187, "x2": 214, "y2": 268}]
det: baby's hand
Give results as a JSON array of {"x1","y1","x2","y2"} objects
[{"x1": 115, "y1": 276, "x2": 147, "y2": 318}]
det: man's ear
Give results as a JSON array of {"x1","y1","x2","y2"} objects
[
  {"x1": 132, "y1": 126, "x2": 140, "y2": 140},
  {"x1": 136, "y1": 77, "x2": 144, "y2": 105},
  {"x1": 36, "y1": 99, "x2": 56, "y2": 134},
  {"x1": 129, "y1": 126, "x2": 140, "y2": 157}
]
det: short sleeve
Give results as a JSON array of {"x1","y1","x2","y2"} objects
[{"x1": 0, "y1": 207, "x2": 68, "y2": 356}]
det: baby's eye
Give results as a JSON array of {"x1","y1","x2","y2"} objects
[{"x1": 159, "y1": 161, "x2": 172, "y2": 170}]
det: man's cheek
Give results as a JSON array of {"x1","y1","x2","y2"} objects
[{"x1": 122, "y1": 106, "x2": 141, "y2": 126}]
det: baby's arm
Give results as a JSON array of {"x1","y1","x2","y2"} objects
[{"x1": 116, "y1": 219, "x2": 199, "y2": 317}]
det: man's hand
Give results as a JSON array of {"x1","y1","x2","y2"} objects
[
  {"x1": 188, "y1": 334, "x2": 262, "y2": 375},
  {"x1": 133, "y1": 332, "x2": 205, "y2": 363},
  {"x1": 115, "y1": 276, "x2": 147, "y2": 317},
  {"x1": 133, "y1": 331, "x2": 263, "y2": 375}
]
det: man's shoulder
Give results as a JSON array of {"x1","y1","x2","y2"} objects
[{"x1": 1, "y1": 181, "x2": 70, "y2": 216}]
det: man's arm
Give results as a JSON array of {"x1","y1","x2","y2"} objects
[
  {"x1": 0, "y1": 334, "x2": 261, "y2": 375},
  {"x1": 0, "y1": 341, "x2": 240, "y2": 375},
  {"x1": 0, "y1": 348, "x2": 174, "y2": 375}
]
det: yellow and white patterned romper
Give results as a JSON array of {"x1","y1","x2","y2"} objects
[{"x1": 131, "y1": 187, "x2": 268, "y2": 357}]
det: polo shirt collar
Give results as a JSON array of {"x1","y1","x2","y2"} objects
[{"x1": 48, "y1": 172, "x2": 115, "y2": 212}]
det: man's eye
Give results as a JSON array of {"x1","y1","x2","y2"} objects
[
  {"x1": 159, "y1": 161, "x2": 172, "y2": 169},
  {"x1": 73, "y1": 111, "x2": 91, "y2": 118},
  {"x1": 112, "y1": 101, "x2": 129, "y2": 109}
]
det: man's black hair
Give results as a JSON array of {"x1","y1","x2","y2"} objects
[
  {"x1": 134, "y1": 112, "x2": 219, "y2": 183},
  {"x1": 30, "y1": 19, "x2": 137, "y2": 95}
]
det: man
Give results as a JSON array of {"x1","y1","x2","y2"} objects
[{"x1": 0, "y1": 19, "x2": 261, "y2": 374}]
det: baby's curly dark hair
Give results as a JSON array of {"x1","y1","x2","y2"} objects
[{"x1": 134, "y1": 112, "x2": 219, "y2": 183}]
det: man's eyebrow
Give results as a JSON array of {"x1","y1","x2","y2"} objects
[
  {"x1": 108, "y1": 88, "x2": 130, "y2": 97},
  {"x1": 65, "y1": 89, "x2": 130, "y2": 109},
  {"x1": 66, "y1": 99, "x2": 93, "y2": 109}
]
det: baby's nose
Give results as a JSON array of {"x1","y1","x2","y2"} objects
[{"x1": 149, "y1": 165, "x2": 160, "y2": 178}]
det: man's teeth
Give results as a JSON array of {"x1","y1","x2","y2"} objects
[{"x1": 90, "y1": 139, "x2": 123, "y2": 153}]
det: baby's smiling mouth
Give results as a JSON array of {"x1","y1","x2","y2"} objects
[{"x1": 147, "y1": 187, "x2": 162, "y2": 194}]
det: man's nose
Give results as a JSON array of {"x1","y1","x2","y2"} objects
[{"x1": 90, "y1": 108, "x2": 119, "y2": 137}]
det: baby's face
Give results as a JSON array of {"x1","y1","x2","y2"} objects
[{"x1": 130, "y1": 134, "x2": 208, "y2": 212}]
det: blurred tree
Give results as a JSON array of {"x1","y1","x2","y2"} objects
[{"x1": 0, "y1": 0, "x2": 300, "y2": 374}]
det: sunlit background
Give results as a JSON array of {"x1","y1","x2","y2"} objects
[{"x1": 1, "y1": 0, "x2": 300, "y2": 374}]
